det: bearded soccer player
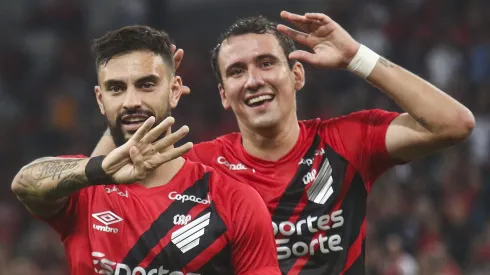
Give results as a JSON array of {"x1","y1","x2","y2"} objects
[
  {"x1": 92, "y1": 12, "x2": 475, "y2": 274},
  {"x1": 11, "y1": 26, "x2": 281, "y2": 275}
]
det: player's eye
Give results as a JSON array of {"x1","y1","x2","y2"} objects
[
  {"x1": 230, "y1": 68, "x2": 244, "y2": 77},
  {"x1": 141, "y1": 82, "x2": 155, "y2": 89},
  {"x1": 108, "y1": 86, "x2": 122, "y2": 93},
  {"x1": 261, "y1": 60, "x2": 273, "y2": 68}
]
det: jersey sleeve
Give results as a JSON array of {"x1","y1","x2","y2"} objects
[
  {"x1": 322, "y1": 109, "x2": 402, "y2": 191},
  {"x1": 226, "y1": 182, "x2": 281, "y2": 275},
  {"x1": 36, "y1": 154, "x2": 88, "y2": 240}
]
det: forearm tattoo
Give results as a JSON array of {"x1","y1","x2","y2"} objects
[
  {"x1": 45, "y1": 172, "x2": 88, "y2": 199},
  {"x1": 19, "y1": 159, "x2": 89, "y2": 199},
  {"x1": 379, "y1": 57, "x2": 396, "y2": 68}
]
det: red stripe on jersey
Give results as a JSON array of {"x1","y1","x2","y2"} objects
[
  {"x1": 287, "y1": 163, "x2": 357, "y2": 275},
  {"x1": 183, "y1": 233, "x2": 228, "y2": 272},
  {"x1": 340, "y1": 218, "x2": 366, "y2": 275},
  {"x1": 139, "y1": 202, "x2": 211, "y2": 268}
]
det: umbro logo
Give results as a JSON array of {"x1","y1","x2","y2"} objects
[
  {"x1": 92, "y1": 211, "x2": 123, "y2": 225},
  {"x1": 171, "y1": 212, "x2": 211, "y2": 253},
  {"x1": 92, "y1": 211, "x2": 123, "y2": 234}
]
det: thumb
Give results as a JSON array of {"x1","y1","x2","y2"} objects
[
  {"x1": 129, "y1": 146, "x2": 146, "y2": 178},
  {"x1": 289, "y1": 50, "x2": 317, "y2": 65}
]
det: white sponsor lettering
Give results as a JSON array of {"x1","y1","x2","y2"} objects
[
  {"x1": 93, "y1": 224, "x2": 119, "y2": 234},
  {"x1": 217, "y1": 156, "x2": 255, "y2": 173},
  {"x1": 105, "y1": 186, "x2": 129, "y2": 198},
  {"x1": 92, "y1": 252, "x2": 200, "y2": 275},
  {"x1": 168, "y1": 192, "x2": 210, "y2": 205},
  {"x1": 173, "y1": 214, "x2": 192, "y2": 225},
  {"x1": 315, "y1": 148, "x2": 325, "y2": 156},
  {"x1": 302, "y1": 169, "x2": 317, "y2": 185},
  {"x1": 298, "y1": 158, "x2": 313, "y2": 166},
  {"x1": 273, "y1": 210, "x2": 344, "y2": 260}
]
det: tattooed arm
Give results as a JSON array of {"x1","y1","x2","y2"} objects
[
  {"x1": 366, "y1": 57, "x2": 475, "y2": 161},
  {"x1": 11, "y1": 157, "x2": 92, "y2": 218}
]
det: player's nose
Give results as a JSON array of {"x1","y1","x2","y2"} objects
[{"x1": 122, "y1": 89, "x2": 142, "y2": 110}]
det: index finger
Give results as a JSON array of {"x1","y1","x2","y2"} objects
[
  {"x1": 280, "y1": 11, "x2": 316, "y2": 32},
  {"x1": 141, "y1": 116, "x2": 175, "y2": 144},
  {"x1": 130, "y1": 116, "x2": 155, "y2": 142}
]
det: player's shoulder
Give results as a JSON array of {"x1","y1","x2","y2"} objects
[
  {"x1": 186, "y1": 132, "x2": 241, "y2": 164},
  {"x1": 314, "y1": 109, "x2": 399, "y2": 129},
  {"x1": 193, "y1": 132, "x2": 240, "y2": 151},
  {"x1": 202, "y1": 162, "x2": 259, "y2": 200}
]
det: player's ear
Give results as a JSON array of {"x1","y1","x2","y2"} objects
[
  {"x1": 94, "y1": 86, "x2": 106, "y2": 115},
  {"x1": 292, "y1": 61, "x2": 305, "y2": 91},
  {"x1": 218, "y1": 84, "x2": 231, "y2": 110},
  {"x1": 169, "y1": 76, "x2": 183, "y2": 109}
]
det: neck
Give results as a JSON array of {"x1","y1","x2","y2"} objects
[
  {"x1": 140, "y1": 156, "x2": 185, "y2": 188},
  {"x1": 240, "y1": 113, "x2": 300, "y2": 162}
]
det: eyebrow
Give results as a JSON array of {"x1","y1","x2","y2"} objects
[
  {"x1": 134, "y1": 74, "x2": 160, "y2": 86},
  {"x1": 225, "y1": 53, "x2": 281, "y2": 72},
  {"x1": 103, "y1": 74, "x2": 160, "y2": 89}
]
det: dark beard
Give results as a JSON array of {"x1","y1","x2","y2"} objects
[{"x1": 107, "y1": 107, "x2": 171, "y2": 147}]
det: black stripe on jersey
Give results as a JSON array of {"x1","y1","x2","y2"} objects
[
  {"x1": 343, "y1": 238, "x2": 366, "y2": 275},
  {"x1": 196, "y1": 242, "x2": 233, "y2": 274},
  {"x1": 146, "y1": 202, "x2": 229, "y2": 271},
  {"x1": 122, "y1": 172, "x2": 211, "y2": 268},
  {"x1": 276, "y1": 145, "x2": 348, "y2": 273},
  {"x1": 271, "y1": 134, "x2": 321, "y2": 220},
  {"x1": 299, "y1": 172, "x2": 367, "y2": 275}
]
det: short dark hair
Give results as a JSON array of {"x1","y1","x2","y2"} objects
[
  {"x1": 91, "y1": 25, "x2": 174, "y2": 72},
  {"x1": 211, "y1": 15, "x2": 297, "y2": 84}
]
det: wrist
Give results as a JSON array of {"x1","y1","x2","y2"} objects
[
  {"x1": 346, "y1": 44, "x2": 380, "y2": 79},
  {"x1": 85, "y1": 156, "x2": 114, "y2": 185}
]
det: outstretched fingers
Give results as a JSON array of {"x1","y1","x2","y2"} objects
[
  {"x1": 130, "y1": 116, "x2": 155, "y2": 142},
  {"x1": 277, "y1": 24, "x2": 310, "y2": 47},
  {"x1": 157, "y1": 142, "x2": 193, "y2": 164},
  {"x1": 141, "y1": 117, "x2": 175, "y2": 144},
  {"x1": 304, "y1": 13, "x2": 333, "y2": 25},
  {"x1": 153, "y1": 125, "x2": 190, "y2": 152}
]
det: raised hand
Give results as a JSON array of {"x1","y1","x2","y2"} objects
[
  {"x1": 102, "y1": 116, "x2": 193, "y2": 183},
  {"x1": 277, "y1": 11, "x2": 360, "y2": 69},
  {"x1": 171, "y1": 44, "x2": 191, "y2": 96}
]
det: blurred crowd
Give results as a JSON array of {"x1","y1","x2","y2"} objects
[{"x1": 0, "y1": 0, "x2": 489, "y2": 274}]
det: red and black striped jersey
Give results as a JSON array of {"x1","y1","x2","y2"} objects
[
  {"x1": 38, "y1": 159, "x2": 281, "y2": 275},
  {"x1": 185, "y1": 109, "x2": 403, "y2": 275}
]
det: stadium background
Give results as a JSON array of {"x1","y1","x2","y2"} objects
[{"x1": 0, "y1": 0, "x2": 489, "y2": 274}]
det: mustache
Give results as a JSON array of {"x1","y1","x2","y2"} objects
[{"x1": 117, "y1": 109, "x2": 155, "y2": 122}]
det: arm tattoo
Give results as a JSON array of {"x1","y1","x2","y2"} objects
[
  {"x1": 28, "y1": 159, "x2": 81, "y2": 187},
  {"x1": 45, "y1": 172, "x2": 89, "y2": 199},
  {"x1": 18, "y1": 158, "x2": 88, "y2": 198},
  {"x1": 379, "y1": 57, "x2": 396, "y2": 68}
]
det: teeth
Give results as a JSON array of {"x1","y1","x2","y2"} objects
[
  {"x1": 123, "y1": 117, "x2": 147, "y2": 123},
  {"x1": 247, "y1": 95, "x2": 273, "y2": 105}
]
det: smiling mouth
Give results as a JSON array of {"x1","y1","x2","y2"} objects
[{"x1": 245, "y1": 94, "x2": 275, "y2": 107}]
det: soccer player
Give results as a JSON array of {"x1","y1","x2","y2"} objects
[
  {"x1": 91, "y1": 12, "x2": 475, "y2": 274},
  {"x1": 11, "y1": 26, "x2": 281, "y2": 275}
]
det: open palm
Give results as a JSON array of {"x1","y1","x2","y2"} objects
[
  {"x1": 277, "y1": 11, "x2": 360, "y2": 69},
  {"x1": 102, "y1": 116, "x2": 193, "y2": 184}
]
